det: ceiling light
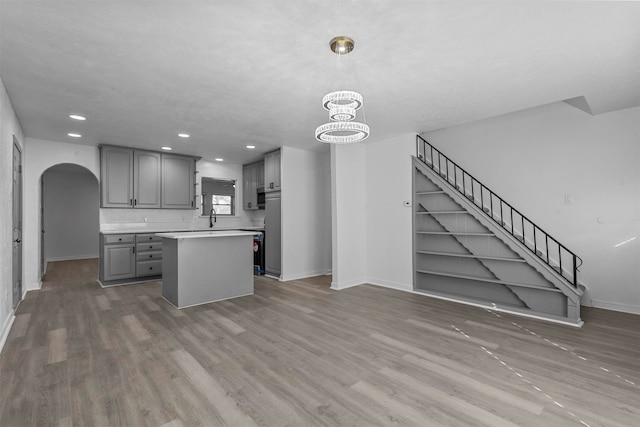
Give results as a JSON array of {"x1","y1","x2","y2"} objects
[
  {"x1": 215, "y1": 158, "x2": 223, "y2": 162},
  {"x1": 69, "y1": 114, "x2": 86, "y2": 121},
  {"x1": 67, "y1": 133, "x2": 82, "y2": 138},
  {"x1": 161, "y1": 146, "x2": 172, "y2": 151},
  {"x1": 246, "y1": 145, "x2": 256, "y2": 149},
  {"x1": 178, "y1": 133, "x2": 190, "y2": 138},
  {"x1": 315, "y1": 37, "x2": 369, "y2": 144}
]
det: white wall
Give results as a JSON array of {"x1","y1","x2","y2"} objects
[
  {"x1": 23, "y1": 138, "x2": 100, "y2": 291},
  {"x1": 425, "y1": 103, "x2": 640, "y2": 313},
  {"x1": 280, "y1": 146, "x2": 331, "y2": 281},
  {"x1": 331, "y1": 143, "x2": 367, "y2": 289},
  {"x1": 0, "y1": 77, "x2": 25, "y2": 350},
  {"x1": 365, "y1": 133, "x2": 416, "y2": 291},
  {"x1": 43, "y1": 166, "x2": 99, "y2": 262}
]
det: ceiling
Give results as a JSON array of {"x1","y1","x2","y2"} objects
[{"x1": 1, "y1": 1, "x2": 638, "y2": 164}]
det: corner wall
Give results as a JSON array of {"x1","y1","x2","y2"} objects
[
  {"x1": 0, "y1": 77, "x2": 25, "y2": 350},
  {"x1": 281, "y1": 146, "x2": 331, "y2": 281}
]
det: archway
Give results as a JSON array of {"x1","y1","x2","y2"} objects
[{"x1": 40, "y1": 163, "x2": 99, "y2": 276}]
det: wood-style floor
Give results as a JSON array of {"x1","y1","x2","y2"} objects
[{"x1": 1, "y1": 259, "x2": 638, "y2": 427}]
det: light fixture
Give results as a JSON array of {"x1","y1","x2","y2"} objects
[
  {"x1": 67, "y1": 133, "x2": 82, "y2": 138},
  {"x1": 178, "y1": 133, "x2": 190, "y2": 138},
  {"x1": 246, "y1": 145, "x2": 256, "y2": 149},
  {"x1": 69, "y1": 114, "x2": 86, "y2": 121},
  {"x1": 161, "y1": 146, "x2": 172, "y2": 151},
  {"x1": 215, "y1": 158, "x2": 223, "y2": 162},
  {"x1": 315, "y1": 36, "x2": 369, "y2": 144}
]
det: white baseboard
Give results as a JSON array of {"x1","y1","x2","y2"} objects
[
  {"x1": 0, "y1": 310, "x2": 16, "y2": 354},
  {"x1": 590, "y1": 299, "x2": 640, "y2": 315},
  {"x1": 26, "y1": 281, "x2": 42, "y2": 292},
  {"x1": 366, "y1": 277, "x2": 413, "y2": 293},
  {"x1": 281, "y1": 269, "x2": 332, "y2": 282},
  {"x1": 330, "y1": 279, "x2": 364, "y2": 290},
  {"x1": 46, "y1": 254, "x2": 98, "y2": 263}
]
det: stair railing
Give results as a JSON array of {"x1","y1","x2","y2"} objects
[{"x1": 416, "y1": 135, "x2": 582, "y2": 288}]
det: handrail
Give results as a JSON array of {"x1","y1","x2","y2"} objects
[{"x1": 416, "y1": 135, "x2": 582, "y2": 288}]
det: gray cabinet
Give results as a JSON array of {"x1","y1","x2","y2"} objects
[
  {"x1": 101, "y1": 146, "x2": 134, "y2": 208},
  {"x1": 243, "y1": 162, "x2": 258, "y2": 210},
  {"x1": 134, "y1": 151, "x2": 161, "y2": 208},
  {"x1": 99, "y1": 232, "x2": 163, "y2": 285},
  {"x1": 256, "y1": 161, "x2": 265, "y2": 189},
  {"x1": 264, "y1": 150, "x2": 281, "y2": 192},
  {"x1": 265, "y1": 193, "x2": 281, "y2": 277},
  {"x1": 161, "y1": 154, "x2": 196, "y2": 209},
  {"x1": 100, "y1": 234, "x2": 135, "y2": 281},
  {"x1": 101, "y1": 145, "x2": 198, "y2": 209},
  {"x1": 135, "y1": 233, "x2": 163, "y2": 277}
]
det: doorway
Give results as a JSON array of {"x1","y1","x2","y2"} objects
[
  {"x1": 12, "y1": 138, "x2": 22, "y2": 309},
  {"x1": 40, "y1": 164, "x2": 99, "y2": 272}
]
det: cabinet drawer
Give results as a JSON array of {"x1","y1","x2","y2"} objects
[
  {"x1": 137, "y1": 242, "x2": 162, "y2": 252},
  {"x1": 136, "y1": 251, "x2": 162, "y2": 262},
  {"x1": 136, "y1": 260, "x2": 162, "y2": 277},
  {"x1": 136, "y1": 234, "x2": 163, "y2": 243},
  {"x1": 104, "y1": 234, "x2": 135, "y2": 244}
]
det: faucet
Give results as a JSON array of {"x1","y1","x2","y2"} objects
[{"x1": 209, "y1": 207, "x2": 217, "y2": 228}]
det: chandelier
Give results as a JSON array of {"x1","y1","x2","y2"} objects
[{"x1": 315, "y1": 37, "x2": 370, "y2": 144}]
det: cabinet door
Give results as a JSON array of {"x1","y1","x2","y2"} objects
[
  {"x1": 264, "y1": 150, "x2": 281, "y2": 191},
  {"x1": 134, "y1": 150, "x2": 161, "y2": 208},
  {"x1": 161, "y1": 154, "x2": 195, "y2": 209},
  {"x1": 243, "y1": 163, "x2": 258, "y2": 210},
  {"x1": 101, "y1": 146, "x2": 134, "y2": 208},
  {"x1": 103, "y1": 244, "x2": 135, "y2": 281},
  {"x1": 264, "y1": 195, "x2": 281, "y2": 276},
  {"x1": 256, "y1": 161, "x2": 265, "y2": 189}
]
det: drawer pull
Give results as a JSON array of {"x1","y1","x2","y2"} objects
[
  {"x1": 149, "y1": 267, "x2": 153, "y2": 270},
  {"x1": 149, "y1": 255, "x2": 152, "y2": 258},
  {"x1": 118, "y1": 238, "x2": 122, "y2": 241}
]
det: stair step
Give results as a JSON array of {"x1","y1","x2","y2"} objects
[
  {"x1": 416, "y1": 269, "x2": 562, "y2": 292},
  {"x1": 416, "y1": 211, "x2": 468, "y2": 215},
  {"x1": 416, "y1": 190, "x2": 445, "y2": 195},
  {"x1": 416, "y1": 231, "x2": 495, "y2": 236},
  {"x1": 416, "y1": 250, "x2": 526, "y2": 263}
]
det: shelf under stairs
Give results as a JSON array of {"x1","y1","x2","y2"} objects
[{"x1": 412, "y1": 157, "x2": 583, "y2": 326}]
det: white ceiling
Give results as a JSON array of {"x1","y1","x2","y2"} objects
[{"x1": 1, "y1": 1, "x2": 638, "y2": 164}]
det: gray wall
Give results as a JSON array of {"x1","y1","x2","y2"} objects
[{"x1": 43, "y1": 164, "x2": 99, "y2": 262}]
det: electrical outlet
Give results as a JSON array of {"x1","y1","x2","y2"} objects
[{"x1": 564, "y1": 194, "x2": 574, "y2": 204}]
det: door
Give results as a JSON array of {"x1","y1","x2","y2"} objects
[
  {"x1": 101, "y1": 146, "x2": 134, "y2": 208},
  {"x1": 265, "y1": 193, "x2": 281, "y2": 277},
  {"x1": 134, "y1": 150, "x2": 161, "y2": 208},
  {"x1": 103, "y1": 244, "x2": 136, "y2": 281},
  {"x1": 161, "y1": 154, "x2": 195, "y2": 209},
  {"x1": 12, "y1": 139, "x2": 23, "y2": 308}
]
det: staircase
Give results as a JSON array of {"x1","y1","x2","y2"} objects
[{"x1": 413, "y1": 135, "x2": 584, "y2": 326}]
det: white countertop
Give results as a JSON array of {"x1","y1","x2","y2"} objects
[
  {"x1": 101, "y1": 226, "x2": 264, "y2": 235},
  {"x1": 156, "y1": 230, "x2": 261, "y2": 239}
]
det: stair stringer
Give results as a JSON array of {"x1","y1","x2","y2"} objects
[{"x1": 413, "y1": 157, "x2": 583, "y2": 324}]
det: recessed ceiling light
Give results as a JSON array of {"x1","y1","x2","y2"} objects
[
  {"x1": 246, "y1": 145, "x2": 256, "y2": 149},
  {"x1": 161, "y1": 146, "x2": 172, "y2": 151},
  {"x1": 67, "y1": 133, "x2": 82, "y2": 138},
  {"x1": 69, "y1": 114, "x2": 86, "y2": 121},
  {"x1": 178, "y1": 133, "x2": 190, "y2": 138},
  {"x1": 215, "y1": 158, "x2": 223, "y2": 162}
]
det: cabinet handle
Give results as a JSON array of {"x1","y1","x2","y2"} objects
[
  {"x1": 129, "y1": 199, "x2": 133, "y2": 206},
  {"x1": 118, "y1": 238, "x2": 122, "y2": 241},
  {"x1": 248, "y1": 202, "x2": 251, "y2": 208},
  {"x1": 134, "y1": 199, "x2": 137, "y2": 206}
]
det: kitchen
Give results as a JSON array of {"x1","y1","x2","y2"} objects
[{"x1": 30, "y1": 140, "x2": 332, "y2": 309}]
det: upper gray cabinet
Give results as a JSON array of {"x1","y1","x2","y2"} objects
[
  {"x1": 101, "y1": 146, "x2": 134, "y2": 208},
  {"x1": 134, "y1": 150, "x2": 161, "y2": 208},
  {"x1": 264, "y1": 149, "x2": 281, "y2": 192},
  {"x1": 100, "y1": 145, "x2": 198, "y2": 209},
  {"x1": 161, "y1": 154, "x2": 196, "y2": 209}
]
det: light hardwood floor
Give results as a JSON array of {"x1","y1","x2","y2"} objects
[{"x1": 1, "y1": 259, "x2": 638, "y2": 426}]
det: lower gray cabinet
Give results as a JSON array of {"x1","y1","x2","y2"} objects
[
  {"x1": 99, "y1": 233, "x2": 163, "y2": 285},
  {"x1": 101, "y1": 234, "x2": 136, "y2": 281}
]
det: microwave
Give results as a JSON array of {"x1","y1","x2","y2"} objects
[{"x1": 257, "y1": 188, "x2": 266, "y2": 209}]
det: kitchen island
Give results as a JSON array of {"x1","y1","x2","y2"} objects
[{"x1": 157, "y1": 230, "x2": 260, "y2": 308}]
